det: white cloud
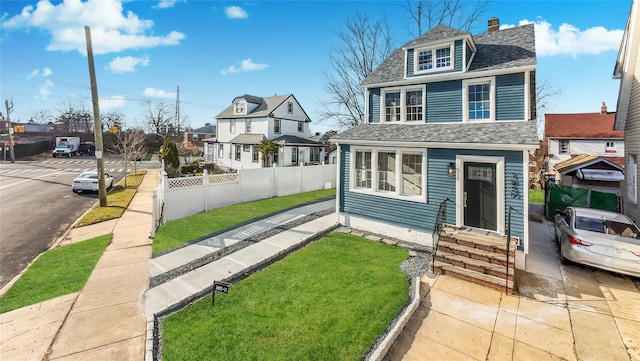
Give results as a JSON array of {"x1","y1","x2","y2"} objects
[
  {"x1": 100, "y1": 95, "x2": 126, "y2": 110},
  {"x1": 225, "y1": 6, "x2": 248, "y2": 19},
  {"x1": 1, "y1": 0, "x2": 185, "y2": 55},
  {"x1": 156, "y1": 0, "x2": 183, "y2": 9},
  {"x1": 38, "y1": 79, "x2": 54, "y2": 98},
  {"x1": 143, "y1": 87, "x2": 176, "y2": 98},
  {"x1": 27, "y1": 67, "x2": 53, "y2": 79},
  {"x1": 221, "y1": 58, "x2": 268, "y2": 75},
  {"x1": 106, "y1": 55, "x2": 150, "y2": 73},
  {"x1": 501, "y1": 19, "x2": 623, "y2": 58}
]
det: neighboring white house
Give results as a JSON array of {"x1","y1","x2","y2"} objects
[
  {"x1": 544, "y1": 103, "x2": 625, "y2": 176},
  {"x1": 214, "y1": 94, "x2": 324, "y2": 169}
]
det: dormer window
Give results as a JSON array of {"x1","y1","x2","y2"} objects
[
  {"x1": 235, "y1": 101, "x2": 246, "y2": 115},
  {"x1": 414, "y1": 43, "x2": 453, "y2": 74}
]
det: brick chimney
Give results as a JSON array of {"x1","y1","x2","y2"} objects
[
  {"x1": 488, "y1": 17, "x2": 499, "y2": 32},
  {"x1": 601, "y1": 102, "x2": 607, "y2": 114}
]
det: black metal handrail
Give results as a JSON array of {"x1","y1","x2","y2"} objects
[{"x1": 432, "y1": 198, "x2": 453, "y2": 270}]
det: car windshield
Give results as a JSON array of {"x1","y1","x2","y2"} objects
[
  {"x1": 575, "y1": 216, "x2": 640, "y2": 239},
  {"x1": 78, "y1": 173, "x2": 98, "y2": 179}
]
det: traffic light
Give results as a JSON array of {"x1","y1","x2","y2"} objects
[
  {"x1": 13, "y1": 125, "x2": 24, "y2": 133},
  {"x1": 108, "y1": 125, "x2": 118, "y2": 133}
]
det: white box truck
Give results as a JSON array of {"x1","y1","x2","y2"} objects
[{"x1": 52, "y1": 137, "x2": 80, "y2": 157}]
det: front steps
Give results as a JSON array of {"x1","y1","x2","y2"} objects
[{"x1": 432, "y1": 225, "x2": 517, "y2": 294}]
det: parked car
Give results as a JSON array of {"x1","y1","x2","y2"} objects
[
  {"x1": 72, "y1": 171, "x2": 113, "y2": 193},
  {"x1": 78, "y1": 142, "x2": 95, "y2": 156},
  {"x1": 554, "y1": 206, "x2": 640, "y2": 277}
]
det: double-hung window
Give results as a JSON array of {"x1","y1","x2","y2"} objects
[
  {"x1": 310, "y1": 148, "x2": 321, "y2": 163},
  {"x1": 252, "y1": 146, "x2": 259, "y2": 163},
  {"x1": 245, "y1": 119, "x2": 251, "y2": 133},
  {"x1": 384, "y1": 92, "x2": 401, "y2": 122},
  {"x1": 234, "y1": 101, "x2": 245, "y2": 115},
  {"x1": 230, "y1": 120, "x2": 236, "y2": 133},
  {"x1": 298, "y1": 121, "x2": 304, "y2": 132},
  {"x1": 463, "y1": 78, "x2": 494, "y2": 122},
  {"x1": 243, "y1": 145, "x2": 250, "y2": 152},
  {"x1": 235, "y1": 145, "x2": 241, "y2": 161},
  {"x1": 292, "y1": 147, "x2": 298, "y2": 163},
  {"x1": 355, "y1": 151, "x2": 372, "y2": 188},
  {"x1": 559, "y1": 140, "x2": 570, "y2": 154},
  {"x1": 382, "y1": 88, "x2": 424, "y2": 122},
  {"x1": 402, "y1": 153, "x2": 422, "y2": 196},
  {"x1": 415, "y1": 44, "x2": 453, "y2": 73},
  {"x1": 405, "y1": 90, "x2": 423, "y2": 121},
  {"x1": 351, "y1": 148, "x2": 425, "y2": 201},
  {"x1": 378, "y1": 152, "x2": 396, "y2": 192},
  {"x1": 217, "y1": 144, "x2": 224, "y2": 158},
  {"x1": 274, "y1": 119, "x2": 281, "y2": 134}
]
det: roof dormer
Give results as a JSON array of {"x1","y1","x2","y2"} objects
[{"x1": 402, "y1": 24, "x2": 476, "y2": 79}]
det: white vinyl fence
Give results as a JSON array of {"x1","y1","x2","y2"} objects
[{"x1": 152, "y1": 164, "x2": 337, "y2": 235}]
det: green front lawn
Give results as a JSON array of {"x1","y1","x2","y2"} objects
[
  {"x1": 0, "y1": 234, "x2": 111, "y2": 313},
  {"x1": 153, "y1": 188, "x2": 336, "y2": 255},
  {"x1": 529, "y1": 188, "x2": 544, "y2": 204},
  {"x1": 162, "y1": 233, "x2": 408, "y2": 361}
]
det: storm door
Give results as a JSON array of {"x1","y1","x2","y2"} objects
[{"x1": 463, "y1": 162, "x2": 497, "y2": 231}]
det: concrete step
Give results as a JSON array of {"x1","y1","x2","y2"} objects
[
  {"x1": 440, "y1": 225, "x2": 517, "y2": 256},
  {"x1": 432, "y1": 261, "x2": 514, "y2": 294},
  {"x1": 435, "y1": 251, "x2": 514, "y2": 281},
  {"x1": 437, "y1": 240, "x2": 514, "y2": 268}
]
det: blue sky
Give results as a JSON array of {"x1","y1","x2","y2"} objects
[{"x1": 0, "y1": 0, "x2": 632, "y2": 134}]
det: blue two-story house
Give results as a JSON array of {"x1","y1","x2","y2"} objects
[{"x1": 332, "y1": 19, "x2": 539, "y2": 273}]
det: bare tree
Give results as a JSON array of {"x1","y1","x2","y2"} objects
[
  {"x1": 104, "y1": 128, "x2": 148, "y2": 180},
  {"x1": 401, "y1": 0, "x2": 488, "y2": 38},
  {"x1": 56, "y1": 100, "x2": 92, "y2": 133},
  {"x1": 29, "y1": 110, "x2": 54, "y2": 124},
  {"x1": 143, "y1": 100, "x2": 174, "y2": 135},
  {"x1": 320, "y1": 12, "x2": 393, "y2": 129},
  {"x1": 535, "y1": 74, "x2": 563, "y2": 138},
  {"x1": 101, "y1": 111, "x2": 124, "y2": 132}
]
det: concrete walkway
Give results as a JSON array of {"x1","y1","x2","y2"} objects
[
  {"x1": 145, "y1": 199, "x2": 336, "y2": 316},
  {"x1": 384, "y1": 210, "x2": 640, "y2": 361}
]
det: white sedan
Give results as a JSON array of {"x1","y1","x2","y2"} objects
[{"x1": 71, "y1": 171, "x2": 114, "y2": 193}]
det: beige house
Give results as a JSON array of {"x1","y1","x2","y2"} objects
[{"x1": 614, "y1": 0, "x2": 640, "y2": 223}]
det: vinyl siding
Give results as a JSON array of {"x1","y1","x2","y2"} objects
[
  {"x1": 624, "y1": 47, "x2": 640, "y2": 223},
  {"x1": 426, "y1": 80, "x2": 463, "y2": 123},
  {"x1": 454, "y1": 40, "x2": 463, "y2": 72},
  {"x1": 369, "y1": 88, "x2": 381, "y2": 123},
  {"x1": 496, "y1": 73, "x2": 525, "y2": 121},
  {"x1": 407, "y1": 49, "x2": 415, "y2": 77},
  {"x1": 339, "y1": 146, "x2": 527, "y2": 243}
]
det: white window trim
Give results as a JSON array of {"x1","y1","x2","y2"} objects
[
  {"x1": 234, "y1": 101, "x2": 246, "y2": 115},
  {"x1": 454, "y1": 155, "x2": 505, "y2": 235},
  {"x1": 414, "y1": 43, "x2": 455, "y2": 75},
  {"x1": 245, "y1": 119, "x2": 251, "y2": 133},
  {"x1": 349, "y1": 147, "x2": 427, "y2": 203},
  {"x1": 287, "y1": 102, "x2": 294, "y2": 114},
  {"x1": 462, "y1": 77, "x2": 495, "y2": 122},
  {"x1": 230, "y1": 119, "x2": 236, "y2": 134},
  {"x1": 379, "y1": 86, "x2": 426, "y2": 123}
]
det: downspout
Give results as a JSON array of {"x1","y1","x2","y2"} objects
[{"x1": 335, "y1": 143, "x2": 341, "y2": 224}]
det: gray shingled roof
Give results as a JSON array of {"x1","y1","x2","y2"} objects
[
  {"x1": 362, "y1": 24, "x2": 536, "y2": 86},
  {"x1": 331, "y1": 121, "x2": 539, "y2": 146},
  {"x1": 403, "y1": 24, "x2": 469, "y2": 47},
  {"x1": 272, "y1": 135, "x2": 321, "y2": 145},
  {"x1": 216, "y1": 94, "x2": 292, "y2": 119},
  {"x1": 191, "y1": 124, "x2": 216, "y2": 134},
  {"x1": 229, "y1": 134, "x2": 266, "y2": 144}
]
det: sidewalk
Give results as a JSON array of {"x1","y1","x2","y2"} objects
[{"x1": 0, "y1": 169, "x2": 159, "y2": 361}]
